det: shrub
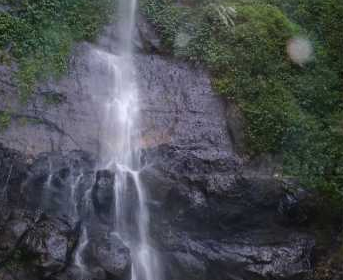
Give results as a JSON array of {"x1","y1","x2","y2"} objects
[{"x1": 0, "y1": 0, "x2": 115, "y2": 101}]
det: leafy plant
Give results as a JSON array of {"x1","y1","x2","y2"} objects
[{"x1": 0, "y1": 0, "x2": 116, "y2": 101}]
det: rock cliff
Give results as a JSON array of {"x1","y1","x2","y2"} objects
[{"x1": 0, "y1": 16, "x2": 341, "y2": 280}]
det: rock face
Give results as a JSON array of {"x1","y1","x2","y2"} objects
[
  {"x1": 141, "y1": 144, "x2": 316, "y2": 280},
  {"x1": 0, "y1": 145, "x2": 131, "y2": 280},
  {"x1": 0, "y1": 17, "x2": 340, "y2": 280},
  {"x1": 0, "y1": 59, "x2": 100, "y2": 156},
  {"x1": 92, "y1": 170, "x2": 115, "y2": 219},
  {"x1": 0, "y1": 208, "x2": 76, "y2": 280}
]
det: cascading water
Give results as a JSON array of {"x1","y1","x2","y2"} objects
[{"x1": 91, "y1": 0, "x2": 162, "y2": 279}]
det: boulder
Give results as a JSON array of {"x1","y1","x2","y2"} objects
[
  {"x1": 92, "y1": 170, "x2": 115, "y2": 219},
  {"x1": 0, "y1": 211, "x2": 31, "y2": 263},
  {"x1": 19, "y1": 215, "x2": 76, "y2": 278},
  {"x1": 83, "y1": 232, "x2": 132, "y2": 280}
]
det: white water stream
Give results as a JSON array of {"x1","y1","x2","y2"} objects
[{"x1": 91, "y1": 0, "x2": 161, "y2": 279}]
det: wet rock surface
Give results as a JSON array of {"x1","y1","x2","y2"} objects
[
  {"x1": 140, "y1": 144, "x2": 317, "y2": 280},
  {"x1": 83, "y1": 232, "x2": 131, "y2": 280},
  {"x1": 92, "y1": 170, "x2": 115, "y2": 221},
  {"x1": 21, "y1": 215, "x2": 75, "y2": 277},
  {"x1": 0, "y1": 145, "x2": 131, "y2": 280},
  {"x1": 0, "y1": 128, "x2": 326, "y2": 280},
  {"x1": 0, "y1": 210, "x2": 76, "y2": 280},
  {"x1": 0, "y1": 52, "x2": 100, "y2": 156}
]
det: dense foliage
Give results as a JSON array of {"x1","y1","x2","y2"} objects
[
  {"x1": 141, "y1": 0, "x2": 343, "y2": 205},
  {"x1": 0, "y1": 0, "x2": 115, "y2": 101}
]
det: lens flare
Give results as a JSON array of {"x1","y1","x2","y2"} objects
[
  {"x1": 287, "y1": 37, "x2": 313, "y2": 66},
  {"x1": 175, "y1": 32, "x2": 191, "y2": 48}
]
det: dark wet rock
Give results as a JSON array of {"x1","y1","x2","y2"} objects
[
  {"x1": 0, "y1": 145, "x2": 131, "y2": 280},
  {"x1": 0, "y1": 212, "x2": 31, "y2": 263},
  {"x1": 314, "y1": 234, "x2": 343, "y2": 280},
  {"x1": 141, "y1": 143, "x2": 318, "y2": 280},
  {"x1": 19, "y1": 215, "x2": 76, "y2": 278},
  {"x1": 226, "y1": 101, "x2": 245, "y2": 155},
  {"x1": 22, "y1": 151, "x2": 94, "y2": 223},
  {"x1": 166, "y1": 251, "x2": 207, "y2": 280},
  {"x1": 0, "y1": 270, "x2": 15, "y2": 280},
  {"x1": 161, "y1": 231, "x2": 314, "y2": 280},
  {"x1": 52, "y1": 265, "x2": 107, "y2": 280},
  {"x1": 83, "y1": 232, "x2": 132, "y2": 280},
  {"x1": 92, "y1": 170, "x2": 115, "y2": 218},
  {"x1": 137, "y1": 13, "x2": 162, "y2": 52},
  {"x1": 0, "y1": 210, "x2": 77, "y2": 280},
  {"x1": 0, "y1": 144, "x2": 28, "y2": 208},
  {"x1": 277, "y1": 183, "x2": 314, "y2": 226},
  {"x1": 0, "y1": 269, "x2": 36, "y2": 280}
]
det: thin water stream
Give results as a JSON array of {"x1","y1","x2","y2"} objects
[{"x1": 91, "y1": 0, "x2": 161, "y2": 279}]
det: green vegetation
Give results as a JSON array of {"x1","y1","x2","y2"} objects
[
  {"x1": 0, "y1": 111, "x2": 11, "y2": 130},
  {"x1": 2, "y1": 248, "x2": 32, "y2": 272},
  {"x1": 0, "y1": 0, "x2": 115, "y2": 101},
  {"x1": 141, "y1": 0, "x2": 343, "y2": 205},
  {"x1": 268, "y1": 0, "x2": 343, "y2": 75}
]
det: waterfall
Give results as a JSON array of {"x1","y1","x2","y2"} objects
[{"x1": 91, "y1": 0, "x2": 162, "y2": 279}]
